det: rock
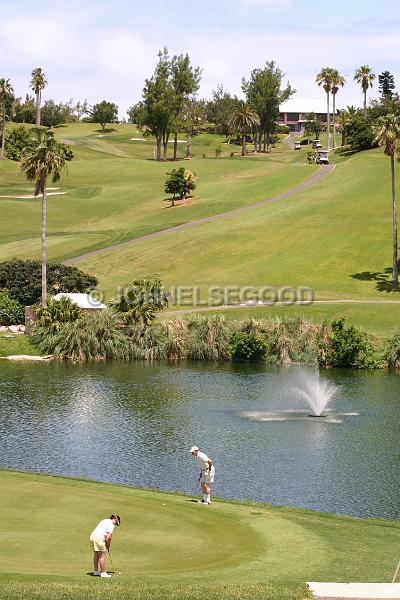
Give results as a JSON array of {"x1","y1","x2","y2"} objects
[
  {"x1": 0, "y1": 326, "x2": 8, "y2": 332},
  {"x1": 8, "y1": 325, "x2": 20, "y2": 334},
  {"x1": 5, "y1": 355, "x2": 53, "y2": 361}
]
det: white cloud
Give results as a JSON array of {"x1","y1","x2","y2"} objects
[{"x1": 0, "y1": 7, "x2": 399, "y2": 117}]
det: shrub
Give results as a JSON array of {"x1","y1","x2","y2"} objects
[
  {"x1": 186, "y1": 315, "x2": 230, "y2": 361},
  {"x1": 5, "y1": 126, "x2": 32, "y2": 161},
  {"x1": 129, "y1": 322, "x2": 172, "y2": 360},
  {"x1": 306, "y1": 150, "x2": 314, "y2": 164},
  {"x1": 326, "y1": 318, "x2": 378, "y2": 368},
  {"x1": 164, "y1": 168, "x2": 198, "y2": 205},
  {"x1": 230, "y1": 331, "x2": 267, "y2": 362},
  {"x1": 34, "y1": 296, "x2": 83, "y2": 333},
  {"x1": 0, "y1": 291, "x2": 24, "y2": 325},
  {"x1": 215, "y1": 145, "x2": 223, "y2": 157},
  {"x1": 343, "y1": 114, "x2": 376, "y2": 152},
  {"x1": 384, "y1": 329, "x2": 400, "y2": 370},
  {"x1": 110, "y1": 278, "x2": 169, "y2": 327},
  {"x1": 0, "y1": 259, "x2": 98, "y2": 306},
  {"x1": 277, "y1": 124, "x2": 290, "y2": 134},
  {"x1": 33, "y1": 310, "x2": 131, "y2": 361}
]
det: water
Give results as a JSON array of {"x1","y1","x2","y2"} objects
[{"x1": 0, "y1": 360, "x2": 399, "y2": 520}]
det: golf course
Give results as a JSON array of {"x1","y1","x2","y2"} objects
[
  {"x1": 1, "y1": 470, "x2": 399, "y2": 600},
  {"x1": 1, "y1": 122, "x2": 399, "y2": 336}
]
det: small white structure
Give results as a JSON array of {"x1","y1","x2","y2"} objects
[{"x1": 53, "y1": 293, "x2": 106, "y2": 311}]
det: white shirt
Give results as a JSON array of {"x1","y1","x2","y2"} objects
[
  {"x1": 91, "y1": 518, "x2": 115, "y2": 540},
  {"x1": 196, "y1": 451, "x2": 211, "y2": 470}
]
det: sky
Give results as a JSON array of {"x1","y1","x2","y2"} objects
[{"x1": 1, "y1": 0, "x2": 400, "y2": 117}]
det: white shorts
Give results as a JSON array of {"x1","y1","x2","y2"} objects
[{"x1": 200, "y1": 466, "x2": 215, "y2": 484}]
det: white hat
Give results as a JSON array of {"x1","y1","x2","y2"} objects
[{"x1": 189, "y1": 445, "x2": 199, "y2": 453}]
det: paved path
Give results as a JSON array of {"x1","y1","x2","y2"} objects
[
  {"x1": 65, "y1": 164, "x2": 334, "y2": 265},
  {"x1": 307, "y1": 582, "x2": 400, "y2": 599}
]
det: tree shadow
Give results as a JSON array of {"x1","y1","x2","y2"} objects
[
  {"x1": 94, "y1": 128, "x2": 117, "y2": 134},
  {"x1": 351, "y1": 267, "x2": 400, "y2": 293}
]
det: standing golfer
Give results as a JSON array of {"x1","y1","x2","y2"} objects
[
  {"x1": 89, "y1": 514, "x2": 120, "y2": 577},
  {"x1": 190, "y1": 445, "x2": 215, "y2": 505}
]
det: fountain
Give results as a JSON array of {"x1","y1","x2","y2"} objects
[{"x1": 294, "y1": 369, "x2": 337, "y2": 417}]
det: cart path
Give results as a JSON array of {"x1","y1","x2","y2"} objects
[{"x1": 65, "y1": 164, "x2": 334, "y2": 265}]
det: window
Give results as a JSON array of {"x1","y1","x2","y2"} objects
[{"x1": 287, "y1": 113, "x2": 299, "y2": 121}]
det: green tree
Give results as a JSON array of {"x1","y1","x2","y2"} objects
[
  {"x1": 304, "y1": 112, "x2": 323, "y2": 141},
  {"x1": 206, "y1": 85, "x2": 239, "y2": 140},
  {"x1": 13, "y1": 94, "x2": 36, "y2": 123},
  {"x1": 110, "y1": 278, "x2": 169, "y2": 327},
  {"x1": 89, "y1": 100, "x2": 118, "y2": 131},
  {"x1": 19, "y1": 130, "x2": 69, "y2": 306},
  {"x1": 0, "y1": 78, "x2": 14, "y2": 160},
  {"x1": 354, "y1": 65, "x2": 376, "y2": 117},
  {"x1": 5, "y1": 125, "x2": 32, "y2": 160},
  {"x1": 142, "y1": 48, "x2": 175, "y2": 161},
  {"x1": 242, "y1": 60, "x2": 294, "y2": 152},
  {"x1": 0, "y1": 259, "x2": 97, "y2": 306},
  {"x1": 170, "y1": 53, "x2": 201, "y2": 160},
  {"x1": 316, "y1": 67, "x2": 335, "y2": 150},
  {"x1": 164, "y1": 167, "x2": 198, "y2": 205},
  {"x1": 229, "y1": 102, "x2": 260, "y2": 156},
  {"x1": 330, "y1": 70, "x2": 345, "y2": 148},
  {"x1": 30, "y1": 67, "x2": 47, "y2": 127},
  {"x1": 373, "y1": 113, "x2": 400, "y2": 285},
  {"x1": 41, "y1": 99, "x2": 70, "y2": 128},
  {"x1": 378, "y1": 71, "x2": 396, "y2": 101},
  {"x1": 181, "y1": 99, "x2": 206, "y2": 158}
]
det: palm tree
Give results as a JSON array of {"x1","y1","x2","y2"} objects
[
  {"x1": 354, "y1": 65, "x2": 376, "y2": 118},
  {"x1": 20, "y1": 129, "x2": 68, "y2": 306},
  {"x1": 330, "y1": 70, "x2": 345, "y2": 149},
  {"x1": 373, "y1": 114, "x2": 400, "y2": 285},
  {"x1": 30, "y1": 67, "x2": 47, "y2": 127},
  {"x1": 316, "y1": 67, "x2": 334, "y2": 150},
  {"x1": 0, "y1": 78, "x2": 14, "y2": 159},
  {"x1": 229, "y1": 102, "x2": 260, "y2": 156}
]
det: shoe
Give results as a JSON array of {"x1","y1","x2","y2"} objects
[
  {"x1": 197, "y1": 499, "x2": 210, "y2": 505},
  {"x1": 100, "y1": 572, "x2": 111, "y2": 578},
  {"x1": 93, "y1": 571, "x2": 100, "y2": 576}
]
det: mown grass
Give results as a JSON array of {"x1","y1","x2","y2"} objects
[
  {"x1": 0, "y1": 471, "x2": 399, "y2": 600},
  {"x1": 0, "y1": 123, "x2": 315, "y2": 262}
]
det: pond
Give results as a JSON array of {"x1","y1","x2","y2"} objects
[{"x1": 0, "y1": 360, "x2": 399, "y2": 520}]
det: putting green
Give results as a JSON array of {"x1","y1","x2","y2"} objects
[{"x1": 1, "y1": 470, "x2": 399, "y2": 588}]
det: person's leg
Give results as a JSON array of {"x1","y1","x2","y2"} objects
[
  {"x1": 93, "y1": 551, "x2": 99, "y2": 573},
  {"x1": 99, "y1": 551, "x2": 107, "y2": 573},
  {"x1": 204, "y1": 483, "x2": 211, "y2": 503}
]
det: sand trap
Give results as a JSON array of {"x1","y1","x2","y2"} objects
[
  {"x1": 131, "y1": 137, "x2": 146, "y2": 141},
  {"x1": 0, "y1": 192, "x2": 67, "y2": 199}
]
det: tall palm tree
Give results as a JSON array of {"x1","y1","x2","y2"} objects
[
  {"x1": 0, "y1": 78, "x2": 14, "y2": 159},
  {"x1": 316, "y1": 67, "x2": 334, "y2": 150},
  {"x1": 354, "y1": 65, "x2": 376, "y2": 118},
  {"x1": 330, "y1": 70, "x2": 346, "y2": 149},
  {"x1": 30, "y1": 67, "x2": 47, "y2": 127},
  {"x1": 20, "y1": 129, "x2": 68, "y2": 306},
  {"x1": 229, "y1": 102, "x2": 260, "y2": 156},
  {"x1": 373, "y1": 114, "x2": 400, "y2": 285}
]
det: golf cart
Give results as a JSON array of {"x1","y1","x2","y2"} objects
[
  {"x1": 312, "y1": 139, "x2": 322, "y2": 149},
  {"x1": 315, "y1": 150, "x2": 329, "y2": 164},
  {"x1": 294, "y1": 140, "x2": 301, "y2": 150}
]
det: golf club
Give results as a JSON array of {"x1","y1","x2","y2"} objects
[
  {"x1": 108, "y1": 549, "x2": 122, "y2": 576},
  {"x1": 193, "y1": 472, "x2": 201, "y2": 498}
]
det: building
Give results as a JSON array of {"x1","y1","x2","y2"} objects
[
  {"x1": 53, "y1": 293, "x2": 106, "y2": 311},
  {"x1": 279, "y1": 98, "x2": 336, "y2": 133}
]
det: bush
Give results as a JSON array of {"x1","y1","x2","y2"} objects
[
  {"x1": 230, "y1": 331, "x2": 267, "y2": 362},
  {"x1": 5, "y1": 126, "x2": 32, "y2": 161},
  {"x1": 326, "y1": 318, "x2": 378, "y2": 368},
  {"x1": 343, "y1": 114, "x2": 376, "y2": 152},
  {"x1": 0, "y1": 259, "x2": 98, "y2": 306},
  {"x1": 0, "y1": 291, "x2": 24, "y2": 325},
  {"x1": 384, "y1": 329, "x2": 400, "y2": 370},
  {"x1": 33, "y1": 310, "x2": 131, "y2": 361},
  {"x1": 164, "y1": 168, "x2": 198, "y2": 205},
  {"x1": 306, "y1": 150, "x2": 314, "y2": 164},
  {"x1": 186, "y1": 315, "x2": 230, "y2": 361},
  {"x1": 110, "y1": 278, "x2": 169, "y2": 327},
  {"x1": 277, "y1": 124, "x2": 290, "y2": 134},
  {"x1": 34, "y1": 296, "x2": 83, "y2": 333},
  {"x1": 215, "y1": 145, "x2": 223, "y2": 157}
]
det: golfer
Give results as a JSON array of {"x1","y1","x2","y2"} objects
[
  {"x1": 190, "y1": 445, "x2": 215, "y2": 505},
  {"x1": 89, "y1": 514, "x2": 120, "y2": 577}
]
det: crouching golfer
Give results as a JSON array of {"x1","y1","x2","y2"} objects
[
  {"x1": 90, "y1": 514, "x2": 120, "y2": 577},
  {"x1": 190, "y1": 445, "x2": 215, "y2": 505}
]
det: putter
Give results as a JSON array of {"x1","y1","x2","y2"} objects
[
  {"x1": 193, "y1": 472, "x2": 201, "y2": 498},
  {"x1": 108, "y1": 549, "x2": 122, "y2": 576}
]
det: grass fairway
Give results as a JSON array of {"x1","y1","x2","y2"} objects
[{"x1": 1, "y1": 471, "x2": 399, "y2": 600}]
